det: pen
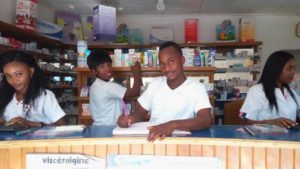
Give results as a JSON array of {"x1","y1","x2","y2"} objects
[
  {"x1": 121, "y1": 100, "x2": 130, "y2": 126},
  {"x1": 243, "y1": 126, "x2": 256, "y2": 136},
  {"x1": 15, "y1": 127, "x2": 40, "y2": 136}
]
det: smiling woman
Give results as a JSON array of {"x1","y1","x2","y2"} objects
[{"x1": 0, "y1": 51, "x2": 66, "y2": 127}]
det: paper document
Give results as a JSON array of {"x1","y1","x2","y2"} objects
[
  {"x1": 113, "y1": 122, "x2": 191, "y2": 136},
  {"x1": 30, "y1": 125, "x2": 85, "y2": 137},
  {"x1": 244, "y1": 124, "x2": 288, "y2": 135},
  {"x1": 54, "y1": 125, "x2": 86, "y2": 132}
]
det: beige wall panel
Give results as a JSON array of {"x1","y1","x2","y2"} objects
[
  {"x1": 266, "y1": 148, "x2": 279, "y2": 169},
  {"x1": 240, "y1": 147, "x2": 252, "y2": 169},
  {"x1": 253, "y1": 147, "x2": 266, "y2": 169},
  {"x1": 227, "y1": 146, "x2": 239, "y2": 169},
  {"x1": 131, "y1": 144, "x2": 142, "y2": 155},
  {"x1": 154, "y1": 144, "x2": 166, "y2": 155}
]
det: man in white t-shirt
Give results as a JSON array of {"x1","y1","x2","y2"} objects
[
  {"x1": 87, "y1": 50, "x2": 142, "y2": 126},
  {"x1": 118, "y1": 41, "x2": 212, "y2": 141}
]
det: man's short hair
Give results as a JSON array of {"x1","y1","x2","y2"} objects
[
  {"x1": 159, "y1": 41, "x2": 183, "y2": 56},
  {"x1": 87, "y1": 50, "x2": 112, "y2": 70}
]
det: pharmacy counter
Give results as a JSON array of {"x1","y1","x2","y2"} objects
[{"x1": 0, "y1": 125, "x2": 299, "y2": 169}]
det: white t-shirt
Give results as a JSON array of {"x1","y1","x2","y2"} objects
[
  {"x1": 89, "y1": 78, "x2": 126, "y2": 126},
  {"x1": 240, "y1": 84, "x2": 300, "y2": 121},
  {"x1": 138, "y1": 76, "x2": 212, "y2": 125},
  {"x1": 3, "y1": 89, "x2": 65, "y2": 124}
]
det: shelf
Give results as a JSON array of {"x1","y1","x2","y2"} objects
[
  {"x1": 79, "y1": 97, "x2": 89, "y2": 101},
  {"x1": 74, "y1": 66, "x2": 216, "y2": 80},
  {"x1": 65, "y1": 114, "x2": 78, "y2": 117},
  {"x1": 44, "y1": 71, "x2": 77, "y2": 76},
  {"x1": 180, "y1": 41, "x2": 262, "y2": 48},
  {"x1": 0, "y1": 44, "x2": 75, "y2": 63},
  {"x1": 216, "y1": 70, "x2": 260, "y2": 74},
  {"x1": 58, "y1": 100, "x2": 78, "y2": 104},
  {"x1": 0, "y1": 45, "x2": 15, "y2": 53},
  {"x1": 0, "y1": 21, "x2": 63, "y2": 47},
  {"x1": 74, "y1": 66, "x2": 217, "y2": 72},
  {"x1": 51, "y1": 86, "x2": 77, "y2": 89},
  {"x1": 0, "y1": 21, "x2": 262, "y2": 50},
  {"x1": 65, "y1": 41, "x2": 262, "y2": 50},
  {"x1": 79, "y1": 116, "x2": 92, "y2": 120}
]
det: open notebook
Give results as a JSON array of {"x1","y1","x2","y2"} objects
[
  {"x1": 113, "y1": 122, "x2": 191, "y2": 136},
  {"x1": 243, "y1": 124, "x2": 288, "y2": 135}
]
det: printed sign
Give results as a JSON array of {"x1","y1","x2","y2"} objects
[
  {"x1": 26, "y1": 154, "x2": 105, "y2": 169},
  {"x1": 150, "y1": 25, "x2": 173, "y2": 44},
  {"x1": 107, "y1": 154, "x2": 222, "y2": 169}
]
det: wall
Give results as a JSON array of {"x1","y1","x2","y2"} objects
[
  {"x1": 287, "y1": 50, "x2": 300, "y2": 73},
  {"x1": 38, "y1": 4, "x2": 55, "y2": 23},
  {"x1": 117, "y1": 14, "x2": 300, "y2": 67},
  {"x1": 0, "y1": 0, "x2": 16, "y2": 23},
  {"x1": 1, "y1": 0, "x2": 300, "y2": 69}
]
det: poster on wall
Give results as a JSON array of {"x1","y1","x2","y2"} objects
[
  {"x1": 56, "y1": 11, "x2": 84, "y2": 44},
  {"x1": 185, "y1": 19, "x2": 198, "y2": 43},
  {"x1": 150, "y1": 25, "x2": 173, "y2": 44},
  {"x1": 16, "y1": 0, "x2": 38, "y2": 31},
  {"x1": 93, "y1": 5, "x2": 116, "y2": 42}
]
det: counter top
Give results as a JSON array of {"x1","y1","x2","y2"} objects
[{"x1": 1, "y1": 125, "x2": 299, "y2": 142}]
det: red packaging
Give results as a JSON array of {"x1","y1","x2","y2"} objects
[
  {"x1": 185, "y1": 19, "x2": 198, "y2": 43},
  {"x1": 16, "y1": 0, "x2": 39, "y2": 31}
]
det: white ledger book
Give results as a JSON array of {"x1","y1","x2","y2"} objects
[{"x1": 113, "y1": 122, "x2": 191, "y2": 136}]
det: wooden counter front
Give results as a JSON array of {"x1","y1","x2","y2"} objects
[{"x1": 0, "y1": 137, "x2": 299, "y2": 169}]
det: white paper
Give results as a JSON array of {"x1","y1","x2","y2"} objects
[
  {"x1": 26, "y1": 154, "x2": 105, "y2": 169},
  {"x1": 107, "y1": 154, "x2": 222, "y2": 169},
  {"x1": 54, "y1": 125, "x2": 85, "y2": 132},
  {"x1": 113, "y1": 122, "x2": 191, "y2": 136}
]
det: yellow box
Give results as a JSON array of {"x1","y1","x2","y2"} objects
[{"x1": 239, "y1": 17, "x2": 255, "y2": 42}]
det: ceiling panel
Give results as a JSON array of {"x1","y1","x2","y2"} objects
[{"x1": 39, "y1": 0, "x2": 300, "y2": 15}]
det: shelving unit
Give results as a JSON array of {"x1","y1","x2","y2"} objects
[
  {"x1": 0, "y1": 21, "x2": 78, "y2": 124},
  {"x1": 73, "y1": 41, "x2": 262, "y2": 125},
  {"x1": 0, "y1": 21, "x2": 263, "y2": 126},
  {"x1": 74, "y1": 66, "x2": 216, "y2": 125}
]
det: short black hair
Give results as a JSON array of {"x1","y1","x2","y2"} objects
[
  {"x1": 159, "y1": 41, "x2": 183, "y2": 56},
  {"x1": 87, "y1": 50, "x2": 112, "y2": 70}
]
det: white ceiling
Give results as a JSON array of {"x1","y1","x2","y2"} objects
[{"x1": 40, "y1": 0, "x2": 300, "y2": 16}]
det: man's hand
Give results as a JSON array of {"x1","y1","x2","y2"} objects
[
  {"x1": 117, "y1": 113, "x2": 133, "y2": 128},
  {"x1": 130, "y1": 61, "x2": 141, "y2": 75},
  {"x1": 147, "y1": 121, "x2": 176, "y2": 142}
]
